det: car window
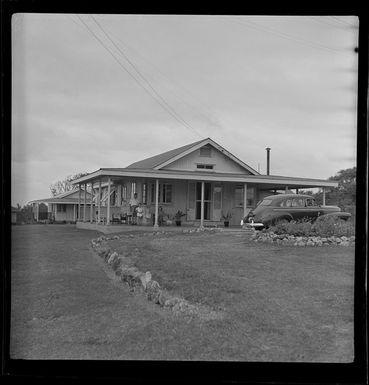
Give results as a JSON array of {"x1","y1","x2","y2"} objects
[
  {"x1": 298, "y1": 198, "x2": 304, "y2": 207},
  {"x1": 258, "y1": 199, "x2": 272, "y2": 206},
  {"x1": 285, "y1": 199, "x2": 292, "y2": 207},
  {"x1": 306, "y1": 198, "x2": 316, "y2": 207},
  {"x1": 291, "y1": 199, "x2": 298, "y2": 207}
]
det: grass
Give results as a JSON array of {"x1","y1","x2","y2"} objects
[
  {"x1": 10, "y1": 225, "x2": 354, "y2": 362},
  {"x1": 108, "y1": 231, "x2": 354, "y2": 362}
]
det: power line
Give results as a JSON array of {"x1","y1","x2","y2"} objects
[
  {"x1": 231, "y1": 17, "x2": 352, "y2": 59},
  {"x1": 75, "y1": 15, "x2": 202, "y2": 138},
  {"x1": 308, "y1": 16, "x2": 344, "y2": 28},
  {"x1": 309, "y1": 16, "x2": 357, "y2": 29},
  {"x1": 89, "y1": 18, "x2": 223, "y2": 130},
  {"x1": 90, "y1": 15, "x2": 203, "y2": 138},
  {"x1": 329, "y1": 16, "x2": 357, "y2": 27}
]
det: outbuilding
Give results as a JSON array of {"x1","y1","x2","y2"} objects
[{"x1": 29, "y1": 189, "x2": 93, "y2": 223}]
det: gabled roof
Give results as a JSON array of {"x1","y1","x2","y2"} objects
[
  {"x1": 28, "y1": 188, "x2": 91, "y2": 205},
  {"x1": 126, "y1": 138, "x2": 205, "y2": 169},
  {"x1": 127, "y1": 138, "x2": 260, "y2": 175},
  {"x1": 53, "y1": 189, "x2": 88, "y2": 199}
]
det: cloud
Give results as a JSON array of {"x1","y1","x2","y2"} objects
[{"x1": 11, "y1": 14, "x2": 358, "y2": 206}]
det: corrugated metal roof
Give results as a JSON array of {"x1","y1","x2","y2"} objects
[
  {"x1": 126, "y1": 138, "x2": 206, "y2": 169},
  {"x1": 28, "y1": 189, "x2": 91, "y2": 204},
  {"x1": 100, "y1": 167, "x2": 332, "y2": 183}
]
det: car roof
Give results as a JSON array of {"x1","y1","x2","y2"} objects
[{"x1": 263, "y1": 194, "x2": 313, "y2": 201}]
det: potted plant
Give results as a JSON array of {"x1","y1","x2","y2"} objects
[
  {"x1": 221, "y1": 211, "x2": 232, "y2": 228},
  {"x1": 174, "y1": 210, "x2": 186, "y2": 226}
]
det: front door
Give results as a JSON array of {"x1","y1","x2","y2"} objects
[
  {"x1": 187, "y1": 182, "x2": 196, "y2": 221},
  {"x1": 213, "y1": 185, "x2": 222, "y2": 221},
  {"x1": 195, "y1": 182, "x2": 212, "y2": 220}
]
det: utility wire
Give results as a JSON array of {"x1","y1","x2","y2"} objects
[
  {"x1": 90, "y1": 17, "x2": 222, "y2": 130},
  {"x1": 231, "y1": 17, "x2": 352, "y2": 58},
  {"x1": 309, "y1": 16, "x2": 356, "y2": 29},
  {"x1": 75, "y1": 15, "x2": 202, "y2": 138},
  {"x1": 90, "y1": 15, "x2": 203, "y2": 137},
  {"x1": 329, "y1": 16, "x2": 357, "y2": 27}
]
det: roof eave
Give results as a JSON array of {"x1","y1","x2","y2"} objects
[{"x1": 70, "y1": 168, "x2": 338, "y2": 188}]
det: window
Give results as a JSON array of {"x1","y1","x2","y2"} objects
[
  {"x1": 259, "y1": 199, "x2": 272, "y2": 206},
  {"x1": 234, "y1": 186, "x2": 243, "y2": 206},
  {"x1": 285, "y1": 199, "x2": 292, "y2": 207},
  {"x1": 162, "y1": 183, "x2": 172, "y2": 203},
  {"x1": 151, "y1": 183, "x2": 173, "y2": 204},
  {"x1": 142, "y1": 183, "x2": 147, "y2": 204},
  {"x1": 121, "y1": 185, "x2": 127, "y2": 202},
  {"x1": 247, "y1": 187, "x2": 255, "y2": 207},
  {"x1": 196, "y1": 164, "x2": 214, "y2": 170},
  {"x1": 131, "y1": 182, "x2": 136, "y2": 196},
  {"x1": 306, "y1": 198, "x2": 316, "y2": 207},
  {"x1": 235, "y1": 186, "x2": 256, "y2": 207},
  {"x1": 200, "y1": 145, "x2": 211, "y2": 157},
  {"x1": 151, "y1": 184, "x2": 155, "y2": 203},
  {"x1": 56, "y1": 204, "x2": 66, "y2": 212},
  {"x1": 111, "y1": 189, "x2": 116, "y2": 206},
  {"x1": 297, "y1": 198, "x2": 304, "y2": 207}
]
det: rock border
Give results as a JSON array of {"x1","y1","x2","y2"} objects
[
  {"x1": 252, "y1": 231, "x2": 355, "y2": 247},
  {"x1": 90, "y1": 235, "x2": 222, "y2": 321}
]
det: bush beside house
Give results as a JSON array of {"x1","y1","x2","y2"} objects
[{"x1": 252, "y1": 216, "x2": 355, "y2": 247}]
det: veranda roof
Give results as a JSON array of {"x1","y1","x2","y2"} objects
[{"x1": 72, "y1": 167, "x2": 338, "y2": 190}]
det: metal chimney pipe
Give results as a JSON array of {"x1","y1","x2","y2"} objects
[{"x1": 266, "y1": 147, "x2": 271, "y2": 175}]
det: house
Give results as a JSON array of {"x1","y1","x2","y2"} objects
[
  {"x1": 71, "y1": 138, "x2": 338, "y2": 229},
  {"x1": 29, "y1": 189, "x2": 93, "y2": 223},
  {"x1": 11, "y1": 206, "x2": 21, "y2": 224}
]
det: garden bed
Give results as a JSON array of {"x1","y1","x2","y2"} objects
[
  {"x1": 252, "y1": 215, "x2": 356, "y2": 247},
  {"x1": 252, "y1": 232, "x2": 355, "y2": 247}
]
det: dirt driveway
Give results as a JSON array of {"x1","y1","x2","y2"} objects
[{"x1": 10, "y1": 225, "x2": 354, "y2": 361}]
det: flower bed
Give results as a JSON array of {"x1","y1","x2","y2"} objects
[
  {"x1": 252, "y1": 231, "x2": 355, "y2": 247},
  {"x1": 268, "y1": 215, "x2": 355, "y2": 238}
]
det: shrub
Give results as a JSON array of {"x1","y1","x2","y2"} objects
[
  {"x1": 269, "y1": 219, "x2": 312, "y2": 237},
  {"x1": 268, "y1": 216, "x2": 355, "y2": 238},
  {"x1": 311, "y1": 215, "x2": 355, "y2": 237}
]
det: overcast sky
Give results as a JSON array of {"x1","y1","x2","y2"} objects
[{"x1": 11, "y1": 14, "x2": 359, "y2": 206}]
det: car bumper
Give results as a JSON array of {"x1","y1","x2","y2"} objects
[{"x1": 243, "y1": 222, "x2": 265, "y2": 229}]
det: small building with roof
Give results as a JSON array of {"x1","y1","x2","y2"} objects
[{"x1": 29, "y1": 189, "x2": 93, "y2": 223}]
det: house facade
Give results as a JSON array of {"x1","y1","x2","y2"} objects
[
  {"x1": 29, "y1": 189, "x2": 93, "y2": 223},
  {"x1": 72, "y1": 138, "x2": 338, "y2": 229}
]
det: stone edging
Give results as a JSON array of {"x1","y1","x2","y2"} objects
[
  {"x1": 90, "y1": 235, "x2": 222, "y2": 321},
  {"x1": 252, "y1": 231, "x2": 355, "y2": 247}
]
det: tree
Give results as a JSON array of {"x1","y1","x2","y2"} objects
[
  {"x1": 314, "y1": 167, "x2": 356, "y2": 213},
  {"x1": 328, "y1": 167, "x2": 356, "y2": 198},
  {"x1": 18, "y1": 204, "x2": 34, "y2": 223},
  {"x1": 299, "y1": 167, "x2": 356, "y2": 215},
  {"x1": 50, "y1": 172, "x2": 88, "y2": 196}
]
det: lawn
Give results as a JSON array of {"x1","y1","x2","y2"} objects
[
  {"x1": 106, "y1": 230, "x2": 355, "y2": 362},
  {"x1": 10, "y1": 225, "x2": 354, "y2": 362}
]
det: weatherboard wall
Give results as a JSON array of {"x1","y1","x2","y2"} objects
[{"x1": 162, "y1": 147, "x2": 250, "y2": 174}]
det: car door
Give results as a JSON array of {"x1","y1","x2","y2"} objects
[
  {"x1": 291, "y1": 198, "x2": 305, "y2": 220},
  {"x1": 305, "y1": 198, "x2": 321, "y2": 220}
]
